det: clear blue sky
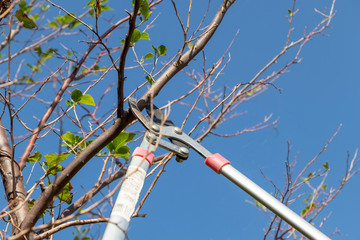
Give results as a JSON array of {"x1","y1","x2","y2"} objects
[
  {"x1": 123, "y1": 1, "x2": 360, "y2": 239},
  {"x1": 3, "y1": 0, "x2": 359, "y2": 239}
]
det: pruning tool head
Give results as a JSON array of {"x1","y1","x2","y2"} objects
[{"x1": 129, "y1": 98, "x2": 190, "y2": 162}]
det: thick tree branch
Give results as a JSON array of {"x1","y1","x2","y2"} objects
[{"x1": 0, "y1": 120, "x2": 28, "y2": 235}]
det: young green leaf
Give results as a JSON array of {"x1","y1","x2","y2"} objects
[
  {"x1": 139, "y1": 0, "x2": 152, "y2": 21},
  {"x1": 41, "y1": 4, "x2": 50, "y2": 12},
  {"x1": 140, "y1": 32, "x2": 150, "y2": 40},
  {"x1": 114, "y1": 145, "x2": 130, "y2": 156},
  {"x1": 158, "y1": 45, "x2": 167, "y2": 56},
  {"x1": 19, "y1": 1, "x2": 27, "y2": 11},
  {"x1": 44, "y1": 153, "x2": 70, "y2": 176},
  {"x1": 145, "y1": 75, "x2": 153, "y2": 85},
  {"x1": 144, "y1": 53, "x2": 153, "y2": 60},
  {"x1": 79, "y1": 94, "x2": 96, "y2": 106},
  {"x1": 61, "y1": 132, "x2": 75, "y2": 145},
  {"x1": 27, "y1": 151, "x2": 42, "y2": 163},
  {"x1": 71, "y1": 89, "x2": 83, "y2": 103},
  {"x1": 15, "y1": 10, "x2": 37, "y2": 29},
  {"x1": 322, "y1": 161, "x2": 329, "y2": 170},
  {"x1": 131, "y1": 29, "x2": 141, "y2": 44},
  {"x1": 107, "y1": 132, "x2": 136, "y2": 155},
  {"x1": 101, "y1": 5, "x2": 113, "y2": 12},
  {"x1": 58, "y1": 182, "x2": 73, "y2": 204},
  {"x1": 287, "y1": 9, "x2": 293, "y2": 17},
  {"x1": 48, "y1": 21, "x2": 58, "y2": 28}
]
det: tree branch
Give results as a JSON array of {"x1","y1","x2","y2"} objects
[{"x1": 0, "y1": 120, "x2": 28, "y2": 235}]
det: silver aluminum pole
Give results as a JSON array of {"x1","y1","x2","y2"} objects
[{"x1": 220, "y1": 164, "x2": 331, "y2": 240}]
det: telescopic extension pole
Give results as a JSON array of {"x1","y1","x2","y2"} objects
[
  {"x1": 205, "y1": 153, "x2": 331, "y2": 240},
  {"x1": 102, "y1": 98, "x2": 331, "y2": 240}
]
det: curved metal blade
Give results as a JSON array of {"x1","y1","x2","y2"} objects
[{"x1": 145, "y1": 103, "x2": 189, "y2": 162}]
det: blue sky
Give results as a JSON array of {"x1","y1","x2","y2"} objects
[
  {"x1": 122, "y1": 1, "x2": 360, "y2": 239},
  {"x1": 1, "y1": 0, "x2": 359, "y2": 239}
]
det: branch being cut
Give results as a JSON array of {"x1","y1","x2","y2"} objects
[{"x1": 117, "y1": 0, "x2": 140, "y2": 117}]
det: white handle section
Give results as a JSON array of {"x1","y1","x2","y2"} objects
[
  {"x1": 102, "y1": 155, "x2": 150, "y2": 240},
  {"x1": 220, "y1": 164, "x2": 331, "y2": 240}
]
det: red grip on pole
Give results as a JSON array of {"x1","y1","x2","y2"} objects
[
  {"x1": 205, "y1": 153, "x2": 230, "y2": 174},
  {"x1": 132, "y1": 147, "x2": 155, "y2": 166}
]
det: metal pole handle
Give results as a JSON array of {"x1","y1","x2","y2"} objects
[{"x1": 205, "y1": 153, "x2": 331, "y2": 240}]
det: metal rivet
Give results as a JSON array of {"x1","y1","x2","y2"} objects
[
  {"x1": 146, "y1": 132, "x2": 156, "y2": 144},
  {"x1": 174, "y1": 127, "x2": 182, "y2": 134},
  {"x1": 179, "y1": 147, "x2": 189, "y2": 155},
  {"x1": 151, "y1": 124, "x2": 160, "y2": 132}
]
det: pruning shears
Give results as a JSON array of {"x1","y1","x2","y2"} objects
[{"x1": 102, "y1": 98, "x2": 331, "y2": 240}]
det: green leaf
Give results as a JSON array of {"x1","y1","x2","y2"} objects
[
  {"x1": 115, "y1": 132, "x2": 136, "y2": 148},
  {"x1": 120, "y1": 39, "x2": 125, "y2": 44},
  {"x1": 131, "y1": 29, "x2": 141, "y2": 44},
  {"x1": 79, "y1": 94, "x2": 95, "y2": 106},
  {"x1": 58, "y1": 182, "x2": 73, "y2": 204},
  {"x1": 301, "y1": 177, "x2": 308, "y2": 183},
  {"x1": 188, "y1": 42, "x2": 194, "y2": 49},
  {"x1": 140, "y1": 32, "x2": 150, "y2": 40},
  {"x1": 34, "y1": 47, "x2": 42, "y2": 57},
  {"x1": 27, "y1": 151, "x2": 42, "y2": 163},
  {"x1": 107, "y1": 132, "x2": 136, "y2": 153},
  {"x1": 287, "y1": 9, "x2": 293, "y2": 17},
  {"x1": 86, "y1": 0, "x2": 95, "y2": 8},
  {"x1": 56, "y1": 14, "x2": 76, "y2": 26},
  {"x1": 115, "y1": 145, "x2": 130, "y2": 155},
  {"x1": 144, "y1": 53, "x2": 153, "y2": 60},
  {"x1": 322, "y1": 161, "x2": 329, "y2": 171},
  {"x1": 45, "y1": 153, "x2": 70, "y2": 167},
  {"x1": 48, "y1": 21, "x2": 58, "y2": 28},
  {"x1": 61, "y1": 132, "x2": 75, "y2": 145},
  {"x1": 158, "y1": 45, "x2": 167, "y2": 56},
  {"x1": 15, "y1": 10, "x2": 37, "y2": 29},
  {"x1": 65, "y1": 100, "x2": 72, "y2": 106},
  {"x1": 41, "y1": 48, "x2": 57, "y2": 62},
  {"x1": 41, "y1": 4, "x2": 50, "y2": 12},
  {"x1": 26, "y1": 63, "x2": 41, "y2": 72},
  {"x1": 44, "y1": 153, "x2": 70, "y2": 176},
  {"x1": 139, "y1": 0, "x2": 151, "y2": 21},
  {"x1": 101, "y1": 5, "x2": 113, "y2": 11},
  {"x1": 19, "y1": 0, "x2": 27, "y2": 11},
  {"x1": 145, "y1": 75, "x2": 153, "y2": 85},
  {"x1": 322, "y1": 184, "x2": 328, "y2": 190},
  {"x1": 69, "y1": 20, "x2": 81, "y2": 30},
  {"x1": 30, "y1": 14, "x2": 39, "y2": 22},
  {"x1": 71, "y1": 89, "x2": 83, "y2": 103}
]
